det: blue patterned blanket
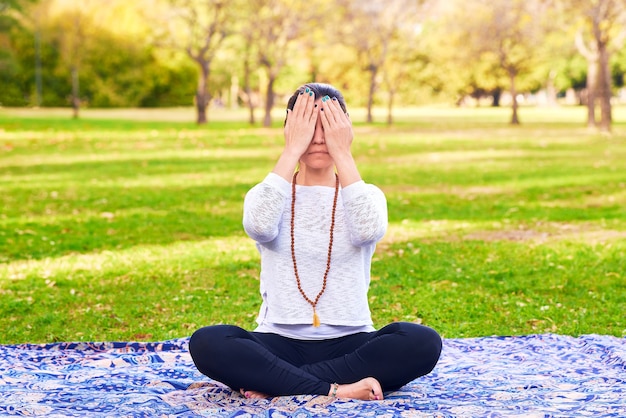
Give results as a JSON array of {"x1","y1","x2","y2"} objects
[{"x1": 1, "y1": 333, "x2": 624, "y2": 417}]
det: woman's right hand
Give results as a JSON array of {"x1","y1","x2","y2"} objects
[{"x1": 283, "y1": 88, "x2": 318, "y2": 159}]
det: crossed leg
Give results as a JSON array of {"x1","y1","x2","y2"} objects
[{"x1": 189, "y1": 322, "x2": 441, "y2": 400}]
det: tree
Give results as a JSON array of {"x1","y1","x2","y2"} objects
[
  {"x1": 48, "y1": 0, "x2": 160, "y2": 115},
  {"x1": 40, "y1": 0, "x2": 96, "y2": 118},
  {"x1": 525, "y1": 7, "x2": 582, "y2": 107},
  {"x1": 64, "y1": 8, "x2": 85, "y2": 117},
  {"x1": 239, "y1": 28, "x2": 257, "y2": 124},
  {"x1": 241, "y1": 0, "x2": 316, "y2": 127},
  {"x1": 437, "y1": 0, "x2": 552, "y2": 124},
  {"x1": 379, "y1": 1, "x2": 433, "y2": 125},
  {"x1": 228, "y1": 3, "x2": 263, "y2": 125},
  {"x1": 156, "y1": 0, "x2": 235, "y2": 124},
  {"x1": 5, "y1": 0, "x2": 616, "y2": 118},
  {"x1": 1, "y1": 0, "x2": 41, "y2": 105},
  {"x1": 336, "y1": 0, "x2": 425, "y2": 124},
  {"x1": 0, "y1": 0, "x2": 34, "y2": 25},
  {"x1": 566, "y1": 0, "x2": 626, "y2": 132}
]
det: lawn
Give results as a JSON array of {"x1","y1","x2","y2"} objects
[{"x1": 0, "y1": 105, "x2": 625, "y2": 344}]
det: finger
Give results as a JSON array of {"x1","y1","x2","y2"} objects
[
  {"x1": 294, "y1": 88, "x2": 315, "y2": 119},
  {"x1": 319, "y1": 96, "x2": 335, "y2": 125},
  {"x1": 324, "y1": 96, "x2": 344, "y2": 125},
  {"x1": 287, "y1": 93, "x2": 310, "y2": 129},
  {"x1": 303, "y1": 91, "x2": 317, "y2": 122},
  {"x1": 292, "y1": 91, "x2": 307, "y2": 118},
  {"x1": 325, "y1": 96, "x2": 339, "y2": 117},
  {"x1": 329, "y1": 97, "x2": 347, "y2": 124},
  {"x1": 285, "y1": 108, "x2": 298, "y2": 132},
  {"x1": 309, "y1": 103, "x2": 319, "y2": 125},
  {"x1": 319, "y1": 99, "x2": 331, "y2": 130},
  {"x1": 294, "y1": 90, "x2": 314, "y2": 123}
]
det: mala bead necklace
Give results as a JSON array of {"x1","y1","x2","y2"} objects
[{"x1": 290, "y1": 171, "x2": 339, "y2": 327}]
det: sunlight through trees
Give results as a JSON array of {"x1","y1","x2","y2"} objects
[{"x1": 2, "y1": 0, "x2": 626, "y2": 130}]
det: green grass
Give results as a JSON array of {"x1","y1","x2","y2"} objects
[{"x1": 1, "y1": 105, "x2": 625, "y2": 344}]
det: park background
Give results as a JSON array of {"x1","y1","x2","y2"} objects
[{"x1": 0, "y1": 0, "x2": 625, "y2": 345}]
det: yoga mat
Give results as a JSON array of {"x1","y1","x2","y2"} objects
[{"x1": 1, "y1": 333, "x2": 624, "y2": 417}]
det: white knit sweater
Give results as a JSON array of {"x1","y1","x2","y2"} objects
[{"x1": 243, "y1": 173, "x2": 387, "y2": 329}]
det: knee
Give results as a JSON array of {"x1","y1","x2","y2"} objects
[
  {"x1": 188, "y1": 325, "x2": 244, "y2": 366},
  {"x1": 189, "y1": 326, "x2": 211, "y2": 360},
  {"x1": 397, "y1": 322, "x2": 442, "y2": 374},
  {"x1": 419, "y1": 325, "x2": 442, "y2": 369}
]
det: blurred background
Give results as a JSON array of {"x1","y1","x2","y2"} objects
[
  {"x1": 0, "y1": 0, "x2": 624, "y2": 130},
  {"x1": 2, "y1": 1, "x2": 626, "y2": 344}
]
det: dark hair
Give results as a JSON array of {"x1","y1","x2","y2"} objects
[{"x1": 285, "y1": 83, "x2": 348, "y2": 125}]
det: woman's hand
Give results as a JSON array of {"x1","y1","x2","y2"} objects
[
  {"x1": 319, "y1": 96, "x2": 353, "y2": 160},
  {"x1": 283, "y1": 89, "x2": 318, "y2": 160}
]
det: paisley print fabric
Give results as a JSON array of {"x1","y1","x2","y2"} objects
[{"x1": 1, "y1": 334, "x2": 624, "y2": 417}]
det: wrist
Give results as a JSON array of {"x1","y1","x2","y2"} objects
[
  {"x1": 272, "y1": 151, "x2": 301, "y2": 182},
  {"x1": 280, "y1": 147, "x2": 304, "y2": 162},
  {"x1": 332, "y1": 154, "x2": 361, "y2": 187},
  {"x1": 330, "y1": 151, "x2": 354, "y2": 167}
]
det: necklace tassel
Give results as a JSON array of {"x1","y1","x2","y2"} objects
[{"x1": 313, "y1": 310, "x2": 320, "y2": 327}]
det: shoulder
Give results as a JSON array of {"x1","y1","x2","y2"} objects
[
  {"x1": 342, "y1": 181, "x2": 386, "y2": 201},
  {"x1": 246, "y1": 173, "x2": 291, "y2": 199}
]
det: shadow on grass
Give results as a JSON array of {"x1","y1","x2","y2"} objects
[{"x1": 1, "y1": 182, "x2": 251, "y2": 262}]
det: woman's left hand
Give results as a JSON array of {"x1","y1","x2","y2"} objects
[{"x1": 319, "y1": 96, "x2": 353, "y2": 160}]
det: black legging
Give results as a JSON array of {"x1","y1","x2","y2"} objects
[{"x1": 189, "y1": 322, "x2": 442, "y2": 397}]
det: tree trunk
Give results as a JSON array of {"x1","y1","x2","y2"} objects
[
  {"x1": 246, "y1": 92, "x2": 255, "y2": 125},
  {"x1": 243, "y1": 64, "x2": 255, "y2": 125},
  {"x1": 263, "y1": 75, "x2": 275, "y2": 127},
  {"x1": 386, "y1": 89, "x2": 394, "y2": 126},
  {"x1": 366, "y1": 65, "x2": 377, "y2": 124},
  {"x1": 546, "y1": 70, "x2": 558, "y2": 107},
  {"x1": 586, "y1": 58, "x2": 598, "y2": 128},
  {"x1": 597, "y1": 41, "x2": 612, "y2": 132},
  {"x1": 35, "y1": 28, "x2": 43, "y2": 107},
  {"x1": 492, "y1": 88, "x2": 502, "y2": 107},
  {"x1": 195, "y1": 61, "x2": 210, "y2": 125},
  {"x1": 71, "y1": 65, "x2": 80, "y2": 119},
  {"x1": 574, "y1": 29, "x2": 598, "y2": 128},
  {"x1": 242, "y1": 41, "x2": 255, "y2": 125},
  {"x1": 230, "y1": 75, "x2": 239, "y2": 109},
  {"x1": 509, "y1": 72, "x2": 519, "y2": 125}
]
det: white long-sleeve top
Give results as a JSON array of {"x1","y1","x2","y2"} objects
[{"x1": 243, "y1": 173, "x2": 387, "y2": 337}]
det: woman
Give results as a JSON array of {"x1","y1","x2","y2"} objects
[{"x1": 189, "y1": 83, "x2": 442, "y2": 400}]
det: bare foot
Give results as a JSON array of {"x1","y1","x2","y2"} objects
[
  {"x1": 331, "y1": 377, "x2": 383, "y2": 400},
  {"x1": 240, "y1": 388, "x2": 270, "y2": 399}
]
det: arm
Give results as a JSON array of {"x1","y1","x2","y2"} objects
[
  {"x1": 318, "y1": 96, "x2": 361, "y2": 187},
  {"x1": 246, "y1": 90, "x2": 321, "y2": 241},
  {"x1": 272, "y1": 89, "x2": 318, "y2": 182},
  {"x1": 342, "y1": 182, "x2": 388, "y2": 246},
  {"x1": 318, "y1": 96, "x2": 386, "y2": 244},
  {"x1": 246, "y1": 91, "x2": 317, "y2": 241},
  {"x1": 242, "y1": 173, "x2": 290, "y2": 243}
]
